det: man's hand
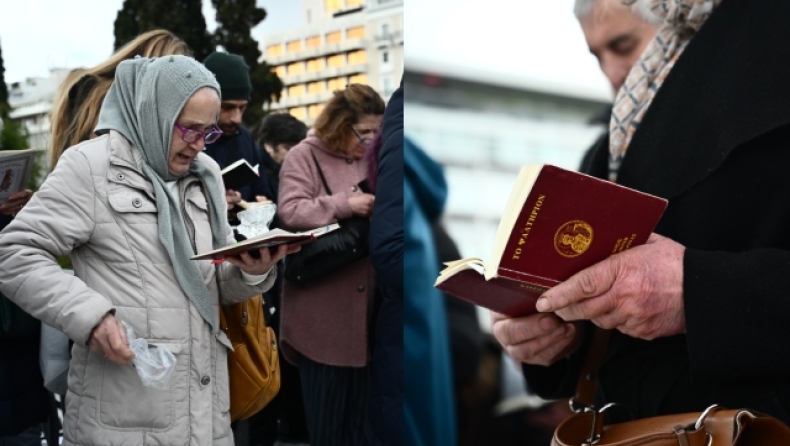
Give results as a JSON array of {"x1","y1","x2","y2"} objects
[
  {"x1": 348, "y1": 193, "x2": 375, "y2": 218},
  {"x1": 535, "y1": 233, "x2": 686, "y2": 340},
  {"x1": 225, "y1": 243, "x2": 301, "y2": 276},
  {"x1": 0, "y1": 189, "x2": 33, "y2": 216},
  {"x1": 88, "y1": 314, "x2": 135, "y2": 365},
  {"x1": 490, "y1": 311, "x2": 581, "y2": 366}
]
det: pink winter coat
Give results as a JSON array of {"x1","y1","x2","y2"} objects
[{"x1": 277, "y1": 134, "x2": 376, "y2": 367}]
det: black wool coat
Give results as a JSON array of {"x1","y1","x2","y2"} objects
[{"x1": 524, "y1": 0, "x2": 790, "y2": 424}]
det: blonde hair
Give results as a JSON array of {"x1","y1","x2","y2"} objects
[
  {"x1": 313, "y1": 84, "x2": 385, "y2": 155},
  {"x1": 49, "y1": 29, "x2": 192, "y2": 170}
]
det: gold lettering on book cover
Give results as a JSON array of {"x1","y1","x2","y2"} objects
[
  {"x1": 554, "y1": 220, "x2": 593, "y2": 258},
  {"x1": 511, "y1": 194, "x2": 545, "y2": 260}
]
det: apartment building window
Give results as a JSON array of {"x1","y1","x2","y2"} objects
[
  {"x1": 273, "y1": 65, "x2": 286, "y2": 78},
  {"x1": 327, "y1": 77, "x2": 346, "y2": 92},
  {"x1": 306, "y1": 58, "x2": 324, "y2": 72},
  {"x1": 348, "y1": 50, "x2": 367, "y2": 65},
  {"x1": 325, "y1": 0, "x2": 342, "y2": 14},
  {"x1": 287, "y1": 40, "x2": 302, "y2": 53},
  {"x1": 290, "y1": 106, "x2": 307, "y2": 121},
  {"x1": 287, "y1": 62, "x2": 304, "y2": 75},
  {"x1": 306, "y1": 35, "x2": 321, "y2": 48},
  {"x1": 349, "y1": 73, "x2": 367, "y2": 84},
  {"x1": 347, "y1": 26, "x2": 365, "y2": 40},
  {"x1": 308, "y1": 103, "x2": 325, "y2": 119},
  {"x1": 326, "y1": 31, "x2": 342, "y2": 44},
  {"x1": 380, "y1": 50, "x2": 392, "y2": 72},
  {"x1": 381, "y1": 22, "x2": 391, "y2": 37},
  {"x1": 288, "y1": 84, "x2": 306, "y2": 98},
  {"x1": 308, "y1": 81, "x2": 325, "y2": 95},
  {"x1": 267, "y1": 44, "x2": 284, "y2": 58},
  {"x1": 327, "y1": 54, "x2": 345, "y2": 68}
]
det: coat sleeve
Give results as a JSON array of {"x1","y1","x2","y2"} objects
[
  {"x1": 277, "y1": 146, "x2": 352, "y2": 230},
  {"x1": 0, "y1": 149, "x2": 114, "y2": 345}
]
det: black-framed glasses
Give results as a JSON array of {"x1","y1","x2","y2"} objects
[
  {"x1": 350, "y1": 126, "x2": 377, "y2": 144},
  {"x1": 174, "y1": 123, "x2": 223, "y2": 144}
]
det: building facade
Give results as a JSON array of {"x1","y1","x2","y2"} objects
[
  {"x1": 6, "y1": 68, "x2": 70, "y2": 156},
  {"x1": 262, "y1": 0, "x2": 403, "y2": 125}
]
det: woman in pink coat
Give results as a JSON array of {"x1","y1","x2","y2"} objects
[{"x1": 277, "y1": 84, "x2": 385, "y2": 445}]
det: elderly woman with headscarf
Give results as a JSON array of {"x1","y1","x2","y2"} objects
[{"x1": 0, "y1": 55, "x2": 293, "y2": 445}]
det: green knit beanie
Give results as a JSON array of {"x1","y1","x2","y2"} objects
[{"x1": 203, "y1": 51, "x2": 252, "y2": 101}]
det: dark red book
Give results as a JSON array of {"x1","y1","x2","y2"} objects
[{"x1": 435, "y1": 164, "x2": 668, "y2": 317}]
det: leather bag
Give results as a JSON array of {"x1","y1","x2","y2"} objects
[
  {"x1": 553, "y1": 329, "x2": 790, "y2": 446},
  {"x1": 220, "y1": 294, "x2": 281, "y2": 422},
  {"x1": 284, "y1": 150, "x2": 370, "y2": 285}
]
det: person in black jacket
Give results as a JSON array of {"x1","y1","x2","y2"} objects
[
  {"x1": 492, "y1": 0, "x2": 790, "y2": 427},
  {"x1": 369, "y1": 79, "x2": 405, "y2": 446},
  {"x1": 0, "y1": 191, "x2": 48, "y2": 444},
  {"x1": 202, "y1": 52, "x2": 275, "y2": 223}
]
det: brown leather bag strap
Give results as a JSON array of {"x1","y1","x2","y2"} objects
[{"x1": 572, "y1": 327, "x2": 611, "y2": 410}]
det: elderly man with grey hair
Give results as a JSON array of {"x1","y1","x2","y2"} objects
[{"x1": 575, "y1": 0, "x2": 660, "y2": 93}]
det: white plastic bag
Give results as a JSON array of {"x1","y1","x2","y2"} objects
[{"x1": 122, "y1": 321, "x2": 176, "y2": 389}]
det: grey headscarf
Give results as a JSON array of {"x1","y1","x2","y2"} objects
[{"x1": 95, "y1": 55, "x2": 226, "y2": 331}]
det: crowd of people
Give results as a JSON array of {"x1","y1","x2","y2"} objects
[
  {"x1": 0, "y1": 28, "x2": 401, "y2": 446},
  {"x1": 5, "y1": 0, "x2": 790, "y2": 444}
]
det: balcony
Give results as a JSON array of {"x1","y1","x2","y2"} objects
[
  {"x1": 274, "y1": 91, "x2": 335, "y2": 109},
  {"x1": 373, "y1": 30, "x2": 403, "y2": 48},
  {"x1": 266, "y1": 39, "x2": 367, "y2": 66},
  {"x1": 280, "y1": 63, "x2": 369, "y2": 86}
]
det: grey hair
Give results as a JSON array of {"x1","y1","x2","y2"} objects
[{"x1": 573, "y1": 0, "x2": 664, "y2": 26}]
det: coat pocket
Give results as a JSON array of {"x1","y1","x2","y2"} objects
[{"x1": 97, "y1": 340, "x2": 187, "y2": 430}]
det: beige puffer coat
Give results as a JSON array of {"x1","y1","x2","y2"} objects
[{"x1": 0, "y1": 131, "x2": 275, "y2": 446}]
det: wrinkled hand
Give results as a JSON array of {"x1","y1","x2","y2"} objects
[
  {"x1": 88, "y1": 314, "x2": 135, "y2": 365},
  {"x1": 225, "y1": 189, "x2": 242, "y2": 208},
  {"x1": 348, "y1": 193, "x2": 375, "y2": 217},
  {"x1": 490, "y1": 311, "x2": 582, "y2": 367},
  {"x1": 0, "y1": 189, "x2": 33, "y2": 216},
  {"x1": 225, "y1": 243, "x2": 301, "y2": 276},
  {"x1": 535, "y1": 233, "x2": 686, "y2": 340}
]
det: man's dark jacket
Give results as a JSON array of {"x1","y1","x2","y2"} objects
[
  {"x1": 369, "y1": 80, "x2": 404, "y2": 445},
  {"x1": 203, "y1": 125, "x2": 274, "y2": 202},
  {"x1": 525, "y1": 0, "x2": 790, "y2": 424}
]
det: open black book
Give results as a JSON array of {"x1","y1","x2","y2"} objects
[
  {"x1": 190, "y1": 224, "x2": 339, "y2": 261},
  {"x1": 221, "y1": 159, "x2": 259, "y2": 191}
]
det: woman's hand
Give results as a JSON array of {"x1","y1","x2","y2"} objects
[
  {"x1": 348, "y1": 193, "x2": 375, "y2": 217},
  {"x1": 0, "y1": 189, "x2": 33, "y2": 216},
  {"x1": 88, "y1": 314, "x2": 136, "y2": 365},
  {"x1": 225, "y1": 189, "x2": 242, "y2": 208},
  {"x1": 225, "y1": 243, "x2": 301, "y2": 276},
  {"x1": 490, "y1": 311, "x2": 582, "y2": 367}
]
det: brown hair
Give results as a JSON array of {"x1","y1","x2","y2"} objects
[
  {"x1": 49, "y1": 29, "x2": 192, "y2": 170},
  {"x1": 313, "y1": 84, "x2": 385, "y2": 154}
]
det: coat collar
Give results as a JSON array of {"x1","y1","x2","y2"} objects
[{"x1": 612, "y1": 0, "x2": 790, "y2": 199}]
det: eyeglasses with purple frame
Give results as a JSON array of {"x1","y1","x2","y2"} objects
[{"x1": 174, "y1": 123, "x2": 223, "y2": 144}]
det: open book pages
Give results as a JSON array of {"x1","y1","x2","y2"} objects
[{"x1": 191, "y1": 223, "x2": 339, "y2": 261}]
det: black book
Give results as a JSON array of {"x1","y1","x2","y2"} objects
[{"x1": 221, "y1": 159, "x2": 259, "y2": 190}]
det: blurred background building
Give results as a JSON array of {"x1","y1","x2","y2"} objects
[{"x1": 262, "y1": 0, "x2": 403, "y2": 125}]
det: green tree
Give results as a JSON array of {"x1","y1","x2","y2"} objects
[
  {"x1": 211, "y1": 0, "x2": 283, "y2": 126},
  {"x1": 114, "y1": 0, "x2": 215, "y2": 61}
]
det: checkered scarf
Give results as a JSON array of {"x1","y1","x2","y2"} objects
[{"x1": 608, "y1": 0, "x2": 721, "y2": 182}]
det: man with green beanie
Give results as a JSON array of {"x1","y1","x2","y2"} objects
[{"x1": 202, "y1": 51, "x2": 274, "y2": 217}]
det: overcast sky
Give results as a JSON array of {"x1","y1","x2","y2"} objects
[
  {"x1": 0, "y1": 0, "x2": 303, "y2": 84},
  {"x1": 407, "y1": 0, "x2": 611, "y2": 99}
]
